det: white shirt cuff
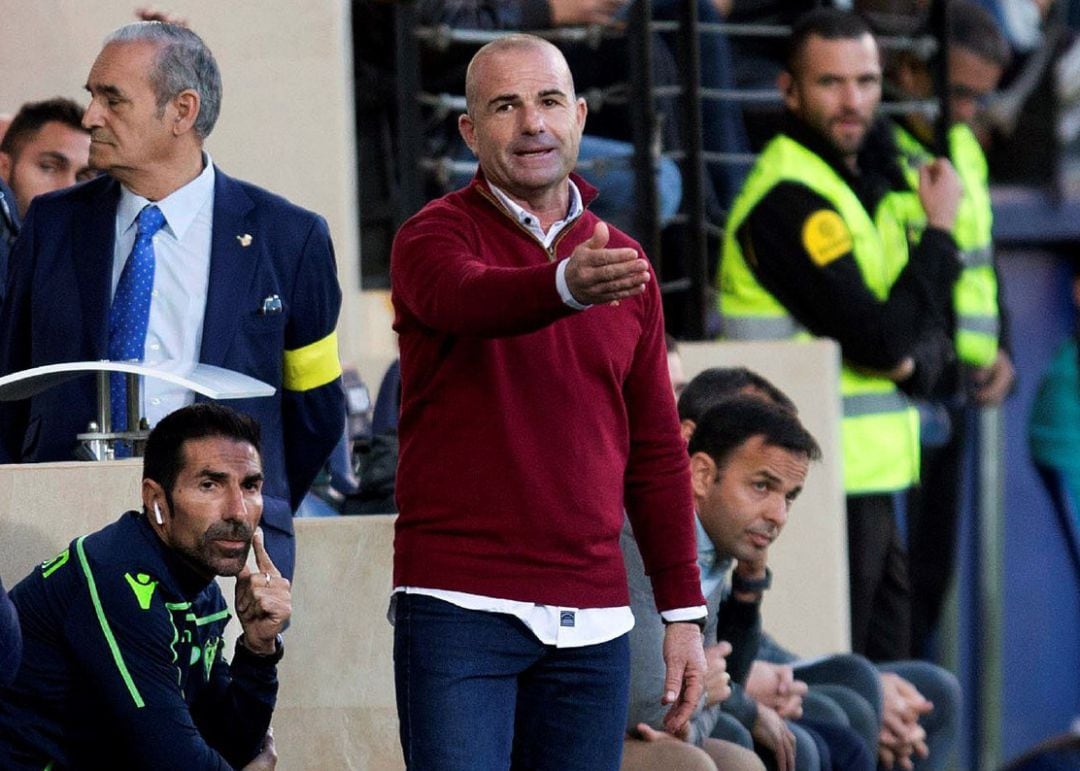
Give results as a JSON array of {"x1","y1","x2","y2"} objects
[
  {"x1": 660, "y1": 606, "x2": 708, "y2": 624},
  {"x1": 556, "y1": 259, "x2": 590, "y2": 310}
]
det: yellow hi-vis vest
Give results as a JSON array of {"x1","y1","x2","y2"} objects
[
  {"x1": 718, "y1": 134, "x2": 920, "y2": 494},
  {"x1": 893, "y1": 122, "x2": 1000, "y2": 366}
]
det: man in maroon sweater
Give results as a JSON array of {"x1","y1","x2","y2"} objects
[{"x1": 389, "y1": 34, "x2": 707, "y2": 770}]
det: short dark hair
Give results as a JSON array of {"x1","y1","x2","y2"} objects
[
  {"x1": 678, "y1": 367, "x2": 797, "y2": 423},
  {"x1": 786, "y1": 8, "x2": 875, "y2": 76},
  {"x1": 688, "y1": 396, "x2": 821, "y2": 472},
  {"x1": 143, "y1": 403, "x2": 261, "y2": 502},
  {"x1": 0, "y1": 98, "x2": 86, "y2": 159},
  {"x1": 949, "y1": 0, "x2": 1011, "y2": 69}
]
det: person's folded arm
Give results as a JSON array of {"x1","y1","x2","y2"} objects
[{"x1": 739, "y1": 184, "x2": 960, "y2": 371}]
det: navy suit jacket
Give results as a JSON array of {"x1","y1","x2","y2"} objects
[
  {"x1": 0, "y1": 176, "x2": 20, "y2": 309},
  {"x1": 0, "y1": 168, "x2": 345, "y2": 574}
]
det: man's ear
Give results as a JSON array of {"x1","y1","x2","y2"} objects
[
  {"x1": 142, "y1": 479, "x2": 168, "y2": 532},
  {"x1": 689, "y1": 452, "x2": 717, "y2": 499},
  {"x1": 170, "y1": 89, "x2": 201, "y2": 136},
  {"x1": 458, "y1": 113, "x2": 477, "y2": 156},
  {"x1": 679, "y1": 419, "x2": 696, "y2": 444},
  {"x1": 778, "y1": 71, "x2": 798, "y2": 113},
  {"x1": 0, "y1": 151, "x2": 12, "y2": 184}
]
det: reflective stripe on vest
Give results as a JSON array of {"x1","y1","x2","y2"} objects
[
  {"x1": 719, "y1": 134, "x2": 920, "y2": 493},
  {"x1": 721, "y1": 315, "x2": 804, "y2": 340},
  {"x1": 961, "y1": 244, "x2": 993, "y2": 268},
  {"x1": 843, "y1": 391, "x2": 911, "y2": 417}
]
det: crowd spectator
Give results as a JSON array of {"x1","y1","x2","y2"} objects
[
  {"x1": 1030, "y1": 264, "x2": 1080, "y2": 513},
  {"x1": 717, "y1": 8, "x2": 962, "y2": 661},
  {"x1": 0, "y1": 97, "x2": 93, "y2": 306},
  {"x1": 0, "y1": 98, "x2": 92, "y2": 220},
  {"x1": 648, "y1": 0, "x2": 754, "y2": 208},
  {"x1": 0, "y1": 21, "x2": 345, "y2": 580},
  {"x1": 389, "y1": 34, "x2": 706, "y2": 769},
  {"x1": 0, "y1": 579, "x2": 19, "y2": 689},
  {"x1": 0, "y1": 403, "x2": 287, "y2": 769},
  {"x1": 888, "y1": 0, "x2": 1016, "y2": 658}
]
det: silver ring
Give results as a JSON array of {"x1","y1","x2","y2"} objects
[{"x1": 264, "y1": 572, "x2": 272, "y2": 588}]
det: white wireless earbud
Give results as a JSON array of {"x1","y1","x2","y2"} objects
[{"x1": 153, "y1": 501, "x2": 164, "y2": 525}]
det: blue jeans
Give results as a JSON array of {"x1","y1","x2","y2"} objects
[
  {"x1": 711, "y1": 710, "x2": 822, "y2": 771},
  {"x1": 794, "y1": 653, "x2": 882, "y2": 753},
  {"x1": 392, "y1": 593, "x2": 630, "y2": 770}
]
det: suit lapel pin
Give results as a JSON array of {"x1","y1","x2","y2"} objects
[{"x1": 237, "y1": 233, "x2": 253, "y2": 247}]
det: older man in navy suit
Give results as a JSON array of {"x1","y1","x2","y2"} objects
[{"x1": 0, "y1": 21, "x2": 344, "y2": 580}]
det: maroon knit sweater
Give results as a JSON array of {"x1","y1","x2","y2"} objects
[{"x1": 390, "y1": 174, "x2": 703, "y2": 612}]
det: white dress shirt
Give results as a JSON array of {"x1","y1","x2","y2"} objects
[
  {"x1": 486, "y1": 180, "x2": 590, "y2": 311},
  {"x1": 111, "y1": 156, "x2": 215, "y2": 426}
]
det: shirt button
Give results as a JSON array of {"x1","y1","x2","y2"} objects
[
  {"x1": 151, "y1": 398, "x2": 161, "y2": 406},
  {"x1": 151, "y1": 289, "x2": 159, "y2": 298},
  {"x1": 149, "y1": 344, "x2": 160, "y2": 351}
]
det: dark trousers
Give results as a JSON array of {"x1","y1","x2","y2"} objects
[
  {"x1": 907, "y1": 403, "x2": 969, "y2": 658},
  {"x1": 393, "y1": 593, "x2": 630, "y2": 771},
  {"x1": 846, "y1": 493, "x2": 911, "y2": 662},
  {"x1": 800, "y1": 718, "x2": 876, "y2": 771}
]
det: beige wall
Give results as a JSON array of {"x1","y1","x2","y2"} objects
[{"x1": 0, "y1": 1, "x2": 399, "y2": 380}]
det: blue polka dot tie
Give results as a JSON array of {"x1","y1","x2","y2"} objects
[{"x1": 108, "y1": 204, "x2": 166, "y2": 437}]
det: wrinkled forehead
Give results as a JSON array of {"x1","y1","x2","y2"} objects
[
  {"x1": 474, "y1": 42, "x2": 575, "y2": 97},
  {"x1": 177, "y1": 436, "x2": 262, "y2": 477},
  {"x1": 87, "y1": 39, "x2": 160, "y2": 90}
]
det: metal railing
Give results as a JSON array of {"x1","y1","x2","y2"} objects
[{"x1": 385, "y1": 1, "x2": 950, "y2": 340}]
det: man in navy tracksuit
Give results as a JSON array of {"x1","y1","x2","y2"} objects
[{"x1": 0, "y1": 404, "x2": 291, "y2": 770}]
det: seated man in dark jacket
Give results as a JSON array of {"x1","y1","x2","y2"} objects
[
  {"x1": 0, "y1": 578, "x2": 19, "y2": 689},
  {"x1": 0, "y1": 403, "x2": 290, "y2": 770}
]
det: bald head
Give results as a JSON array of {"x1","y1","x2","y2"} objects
[
  {"x1": 464, "y1": 34, "x2": 576, "y2": 117},
  {"x1": 457, "y1": 32, "x2": 586, "y2": 215}
]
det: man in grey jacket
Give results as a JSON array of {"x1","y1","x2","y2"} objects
[{"x1": 623, "y1": 396, "x2": 822, "y2": 769}]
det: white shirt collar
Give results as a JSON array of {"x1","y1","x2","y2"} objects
[
  {"x1": 695, "y1": 513, "x2": 732, "y2": 599},
  {"x1": 116, "y1": 153, "x2": 216, "y2": 240},
  {"x1": 486, "y1": 179, "x2": 582, "y2": 240}
]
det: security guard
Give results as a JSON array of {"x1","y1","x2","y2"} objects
[
  {"x1": 889, "y1": 0, "x2": 1015, "y2": 657},
  {"x1": 718, "y1": 8, "x2": 963, "y2": 661}
]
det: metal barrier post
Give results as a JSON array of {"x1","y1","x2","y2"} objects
[
  {"x1": 978, "y1": 406, "x2": 1004, "y2": 771},
  {"x1": 394, "y1": 2, "x2": 426, "y2": 221},
  {"x1": 674, "y1": 0, "x2": 708, "y2": 339},
  {"x1": 628, "y1": 0, "x2": 662, "y2": 263}
]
